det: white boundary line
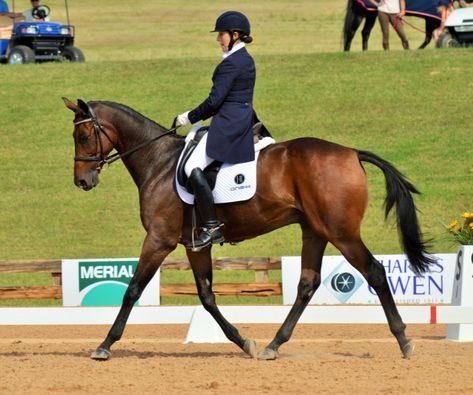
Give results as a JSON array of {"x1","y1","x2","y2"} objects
[{"x1": 0, "y1": 305, "x2": 472, "y2": 326}]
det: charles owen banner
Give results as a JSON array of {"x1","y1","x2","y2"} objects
[{"x1": 282, "y1": 254, "x2": 456, "y2": 305}]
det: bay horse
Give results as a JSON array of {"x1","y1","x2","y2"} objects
[
  {"x1": 343, "y1": 0, "x2": 441, "y2": 51},
  {"x1": 63, "y1": 98, "x2": 435, "y2": 361}
]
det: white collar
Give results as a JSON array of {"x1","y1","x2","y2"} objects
[{"x1": 222, "y1": 42, "x2": 245, "y2": 60}]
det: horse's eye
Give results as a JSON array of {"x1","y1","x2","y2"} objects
[{"x1": 79, "y1": 133, "x2": 90, "y2": 144}]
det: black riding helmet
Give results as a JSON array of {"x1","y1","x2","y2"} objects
[{"x1": 211, "y1": 11, "x2": 252, "y2": 51}]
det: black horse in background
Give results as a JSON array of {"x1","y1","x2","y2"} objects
[{"x1": 343, "y1": 0, "x2": 441, "y2": 51}]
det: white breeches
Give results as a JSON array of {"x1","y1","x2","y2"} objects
[{"x1": 184, "y1": 133, "x2": 216, "y2": 177}]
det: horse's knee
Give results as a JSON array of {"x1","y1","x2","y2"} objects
[{"x1": 123, "y1": 283, "x2": 142, "y2": 304}]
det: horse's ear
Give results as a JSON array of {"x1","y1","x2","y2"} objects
[
  {"x1": 77, "y1": 99, "x2": 90, "y2": 115},
  {"x1": 62, "y1": 97, "x2": 80, "y2": 112}
]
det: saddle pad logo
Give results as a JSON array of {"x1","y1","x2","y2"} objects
[
  {"x1": 323, "y1": 261, "x2": 364, "y2": 303},
  {"x1": 234, "y1": 174, "x2": 245, "y2": 184}
]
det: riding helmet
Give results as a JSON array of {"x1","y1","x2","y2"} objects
[{"x1": 212, "y1": 11, "x2": 251, "y2": 36}]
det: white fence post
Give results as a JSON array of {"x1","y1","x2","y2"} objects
[{"x1": 447, "y1": 245, "x2": 473, "y2": 341}]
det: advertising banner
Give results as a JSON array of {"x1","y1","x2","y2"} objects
[
  {"x1": 447, "y1": 246, "x2": 473, "y2": 341},
  {"x1": 282, "y1": 254, "x2": 456, "y2": 305},
  {"x1": 62, "y1": 258, "x2": 160, "y2": 306}
]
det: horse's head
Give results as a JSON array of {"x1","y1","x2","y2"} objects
[{"x1": 63, "y1": 98, "x2": 116, "y2": 191}]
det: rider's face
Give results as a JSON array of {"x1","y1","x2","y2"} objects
[
  {"x1": 216, "y1": 31, "x2": 239, "y2": 52},
  {"x1": 31, "y1": 0, "x2": 40, "y2": 9}
]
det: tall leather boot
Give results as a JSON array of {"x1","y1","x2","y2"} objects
[{"x1": 188, "y1": 168, "x2": 224, "y2": 251}]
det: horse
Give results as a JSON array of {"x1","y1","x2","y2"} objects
[
  {"x1": 63, "y1": 97, "x2": 435, "y2": 361},
  {"x1": 343, "y1": 0, "x2": 441, "y2": 51}
]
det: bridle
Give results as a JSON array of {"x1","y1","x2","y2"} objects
[{"x1": 73, "y1": 104, "x2": 179, "y2": 169}]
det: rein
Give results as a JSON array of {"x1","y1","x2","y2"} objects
[{"x1": 74, "y1": 104, "x2": 179, "y2": 168}]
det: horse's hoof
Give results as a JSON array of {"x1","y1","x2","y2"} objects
[
  {"x1": 243, "y1": 338, "x2": 257, "y2": 359},
  {"x1": 90, "y1": 348, "x2": 111, "y2": 360},
  {"x1": 258, "y1": 347, "x2": 279, "y2": 360},
  {"x1": 401, "y1": 340, "x2": 415, "y2": 359}
]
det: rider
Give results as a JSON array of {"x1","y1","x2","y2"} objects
[{"x1": 174, "y1": 11, "x2": 256, "y2": 251}]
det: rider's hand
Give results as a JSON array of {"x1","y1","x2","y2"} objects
[{"x1": 175, "y1": 111, "x2": 190, "y2": 127}]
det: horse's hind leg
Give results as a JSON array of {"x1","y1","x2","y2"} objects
[
  {"x1": 335, "y1": 239, "x2": 414, "y2": 358},
  {"x1": 187, "y1": 248, "x2": 257, "y2": 358},
  {"x1": 259, "y1": 224, "x2": 327, "y2": 360}
]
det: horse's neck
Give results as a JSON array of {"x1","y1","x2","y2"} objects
[{"x1": 113, "y1": 117, "x2": 182, "y2": 189}]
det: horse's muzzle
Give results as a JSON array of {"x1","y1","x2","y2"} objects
[{"x1": 74, "y1": 170, "x2": 99, "y2": 191}]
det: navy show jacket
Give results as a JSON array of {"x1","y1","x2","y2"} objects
[{"x1": 188, "y1": 46, "x2": 256, "y2": 164}]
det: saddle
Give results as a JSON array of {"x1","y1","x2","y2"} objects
[{"x1": 176, "y1": 122, "x2": 272, "y2": 193}]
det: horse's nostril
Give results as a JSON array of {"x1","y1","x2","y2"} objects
[{"x1": 77, "y1": 179, "x2": 88, "y2": 189}]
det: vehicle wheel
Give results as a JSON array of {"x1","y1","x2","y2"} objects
[
  {"x1": 436, "y1": 32, "x2": 459, "y2": 48},
  {"x1": 7, "y1": 45, "x2": 35, "y2": 64},
  {"x1": 61, "y1": 46, "x2": 85, "y2": 62}
]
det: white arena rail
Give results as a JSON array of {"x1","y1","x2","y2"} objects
[{"x1": 0, "y1": 305, "x2": 472, "y2": 324}]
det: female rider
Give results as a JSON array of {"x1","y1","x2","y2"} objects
[{"x1": 174, "y1": 11, "x2": 256, "y2": 251}]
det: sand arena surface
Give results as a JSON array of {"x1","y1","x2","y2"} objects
[{"x1": 0, "y1": 323, "x2": 472, "y2": 394}]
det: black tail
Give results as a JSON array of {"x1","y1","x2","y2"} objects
[
  {"x1": 358, "y1": 150, "x2": 436, "y2": 275},
  {"x1": 342, "y1": 0, "x2": 357, "y2": 50}
]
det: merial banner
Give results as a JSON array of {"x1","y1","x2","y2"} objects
[{"x1": 62, "y1": 258, "x2": 160, "y2": 306}]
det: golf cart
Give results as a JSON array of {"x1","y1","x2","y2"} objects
[
  {"x1": 0, "y1": 0, "x2": 84, "y2": 64},
  {"x1": 436, "y1": 7, "x2": 473, "y2": 48}
]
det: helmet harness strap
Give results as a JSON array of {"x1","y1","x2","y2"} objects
[{"x1": 227, "y1": 30, "x2": 238, "y2": 51}]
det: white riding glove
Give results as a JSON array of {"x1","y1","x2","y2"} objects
[{"x1": 175, "y1": 111, "x2": 190, "y2": 127}]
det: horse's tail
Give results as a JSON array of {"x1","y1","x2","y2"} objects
[
  {"x1": 343, "y1": 0, "x2": 356, "y2": 47},
  {"x1": 358, "y1": 150, "x2": 436, "y2": 275}
]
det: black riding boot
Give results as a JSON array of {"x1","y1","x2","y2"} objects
[{"x1": 188, "y1": 168, "x2": 224, "y2": 251}]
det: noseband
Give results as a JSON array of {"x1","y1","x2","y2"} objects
[
  {"x1": 73, "y1": 104, "x2": 114, "y2": 168},
  {"x1": 74, "y1": 103, "x2": 178, "y2": 169}
]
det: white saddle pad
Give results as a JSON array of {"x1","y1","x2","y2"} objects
[{"x1": 175, "y1": 123, "x2": 275, "y2": 204}]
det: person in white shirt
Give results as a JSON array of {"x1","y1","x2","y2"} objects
[
  {"x1": 368, "y1": 0, "x2": 409, "y2": 50},
  {"x1": 23, "y1": 0, "x2": 50, "y2": 22}
]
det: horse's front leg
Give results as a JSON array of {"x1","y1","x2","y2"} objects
[
  {"x1": 91, "y1": 230, "x2": 178, "y2": 360},
  {"x1": 259, "y1": 226, "x2": 327, "y2": 360},
  {"x1": 187, "y1": 248, "x2": 257, "y2": 358}
]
